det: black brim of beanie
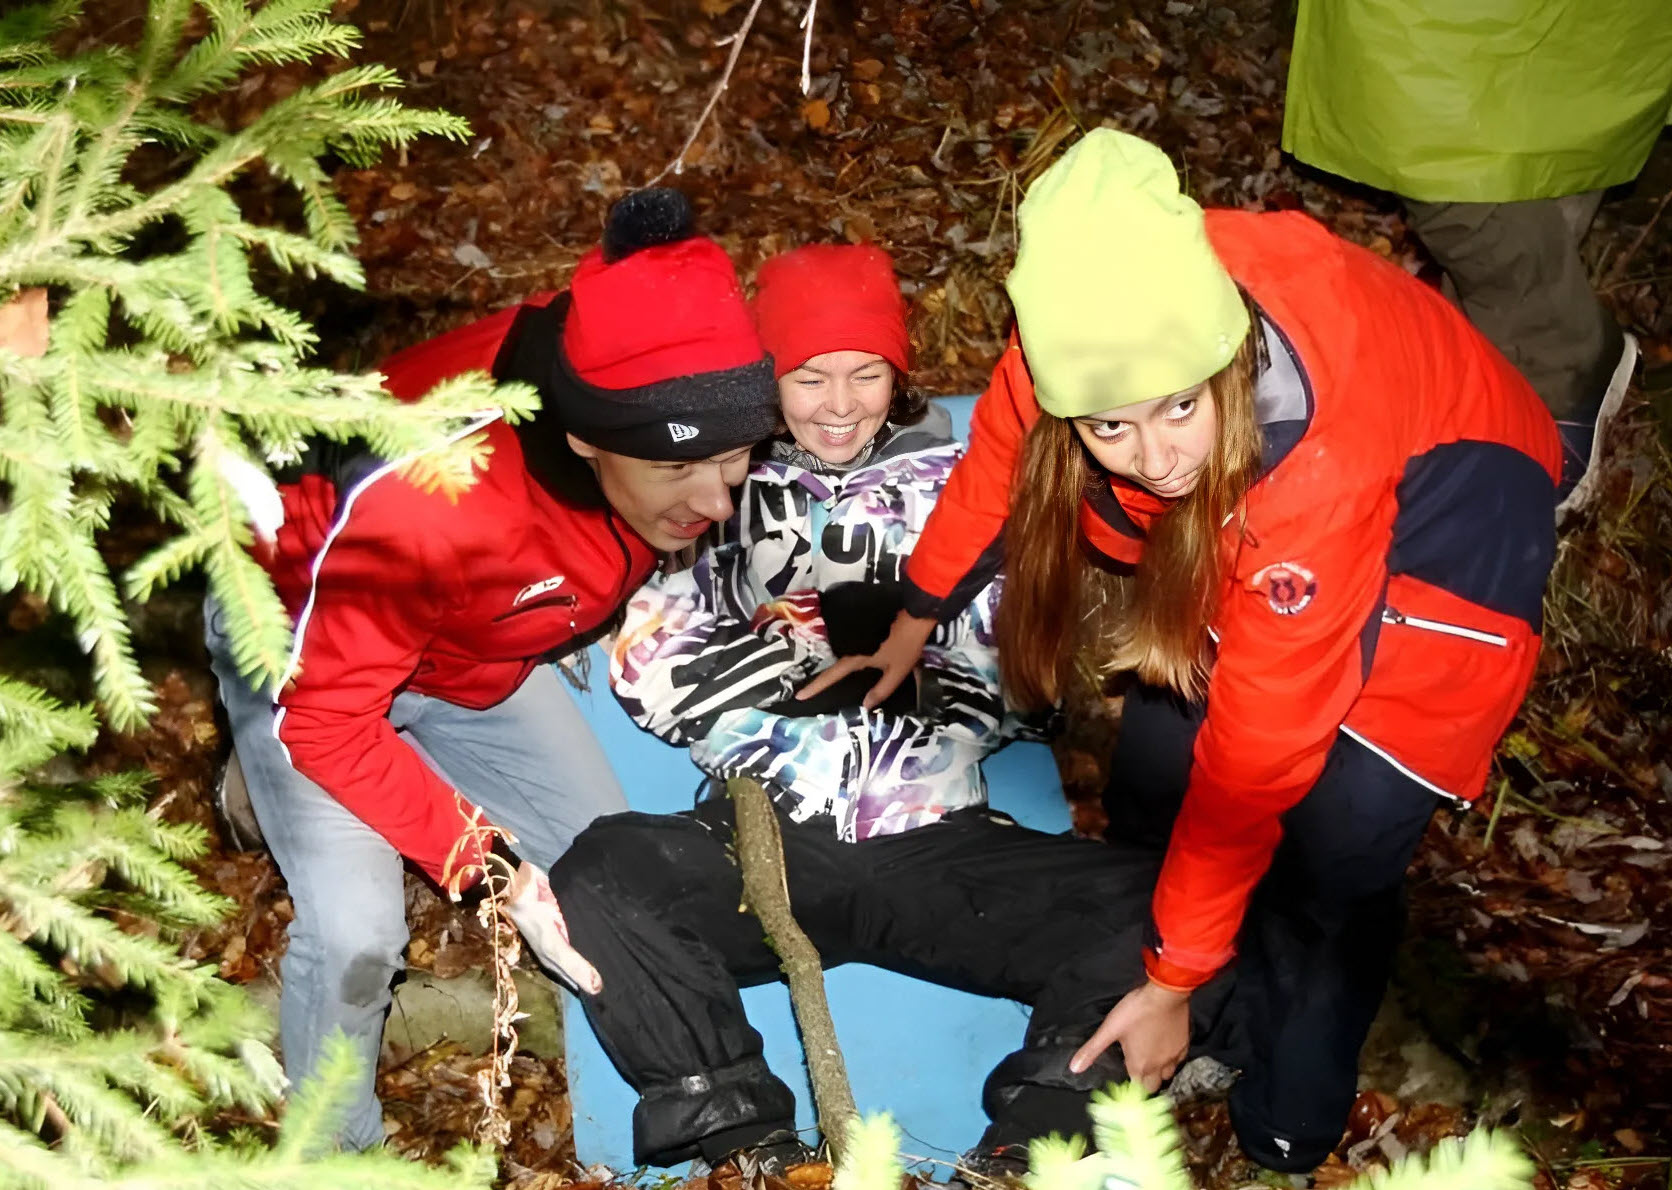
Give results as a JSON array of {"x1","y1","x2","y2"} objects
[{"x1": 544, "y1": 295, "x2": 781, "y2": 461}]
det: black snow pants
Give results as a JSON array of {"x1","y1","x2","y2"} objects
[
  {"x1": 1105, "y1": 683, "x2": 1443, "y2": 1172},
  {"x1": 549, "y1": 795, "x2": 1236, "y2": 1167}
]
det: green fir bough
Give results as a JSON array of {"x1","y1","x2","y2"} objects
[
  {"x1": 0, "y1": 0, "x2": 533, "y2": 1182},
  {"x1": 834, "y1": 1085, "x2": 1537, "y2": 1190}
]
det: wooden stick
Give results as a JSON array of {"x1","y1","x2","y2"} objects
[
  {"x1": 798, "y1": 0, "x2": 820, "y2": 95},
  {"x1": 648, "y1": 0, "x2": 767, "y2": 185},
  {"x1": 728, "y1": 776, "x2": 859, "y2": 1158},
  {"x1": 1602, "y1": 186, "x2": 1672, "y2": 290}
]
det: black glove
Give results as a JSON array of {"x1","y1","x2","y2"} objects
[{"x1": 764, "y1": 581, "x2": 919, "y2": 718}]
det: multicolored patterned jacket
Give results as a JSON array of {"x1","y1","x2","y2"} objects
[{"x1": 609, "y1": 405, "x2": 1025, "y2": 840}]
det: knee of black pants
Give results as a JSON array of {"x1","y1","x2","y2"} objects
[
  {"x1": 632, "y1": 1055, "x2": 797, "y2": 1167},
  {"x1": 981, "y1": 1044, "x2": 1126, "y2": 1146},
  {"x1": 548, "y1": 809, "x2": 704, "y2": 903}
]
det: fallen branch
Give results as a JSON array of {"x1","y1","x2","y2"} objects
[
  {"x1": 648, "y1": 0, "x2": 767, "y2": 185},
  {"x1": 1602, "y1": 185, "x2": 1672, "y2": 290},
  {"x1": 651, "y1": 0, "x2": 821, "y2": 185},
  {"x1": 728, "y1": 776, "x2": 859, "y2": 1158},
  {"x1": 440, "y1": 802, "x2": 522, "y2": 1149},
  {"x1": 798, "y1": 0, "x2": 820, "y2": 94}
]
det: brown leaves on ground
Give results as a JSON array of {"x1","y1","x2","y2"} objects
[
  {"x1": 406, "y1": 872, "x2": 499, "y2": 979},
  {"x1": 1173, "y1": 1094, "x2": 1473, "y2": 1190},
  {"x1": 379, "y1": 1043, "x2": 832, "y2": 1190},
  {"x1": 381, "y1": 1043, "x2": 578, "y2": 1181},
  {"x1": 244, "y1": 0, "x2": 1440, "y2": 392},
  {"x1": 59, "y1": 0, "x2": 1672, "y2": 1178},
  {"x1": 704, "y1": 1159, "x2": 835, "y2": 1190}
]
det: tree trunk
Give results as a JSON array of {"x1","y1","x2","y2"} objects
[{"x1": 728, "y1": 776, "x2": 859, "y2": 1159}]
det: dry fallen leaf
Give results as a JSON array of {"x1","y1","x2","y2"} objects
[
  {"x1": 1613, "y1": 1129, "x2": 1646, "y2": 1154},
  {"x1": 785, "y1": 1163, "x2": 833, "y2": 1190},
  {"x1": 1313, "y1": 1155, "x2": 1363, "y2": 1190}
]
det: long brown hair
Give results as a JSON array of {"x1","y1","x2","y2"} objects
[{"x1": 997, "y1": 318, "x2": 1264, "y2": 708}]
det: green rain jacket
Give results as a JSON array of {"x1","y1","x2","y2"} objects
[{"x1": 1282, "y1": 0, "x2": 1672, "y2": 203}]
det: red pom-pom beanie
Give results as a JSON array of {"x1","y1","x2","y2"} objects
[
  {"x1": 751, "y1": 244, "x2": 910, "y2": 379},
  {"x1": 547, "y1": 189, "x2": 778, "y2": 459}
]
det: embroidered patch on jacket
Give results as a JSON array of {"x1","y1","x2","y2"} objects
[{"x1": 1252, "y1": 561, "x2": 1317, "y2": 616}]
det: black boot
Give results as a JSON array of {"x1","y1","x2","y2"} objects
[
  {"x1": 947, "y1": 1142, "x2": 1031, "y2": 1190},
  {"x1": 706, "y1": 1126, "x2": 817, "y2": 1178}
]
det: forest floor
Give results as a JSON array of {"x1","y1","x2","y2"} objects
[{"x1": 48, "y1": 0, "x2": 1672, "y2": 1186}]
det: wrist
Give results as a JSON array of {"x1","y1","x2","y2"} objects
[
  {"x1": 898, "y1": 610, "x2": 937, "y2": 639},
  {"x1": 1144, "y1": 979, "x2": 1192, "y2": 1003}
]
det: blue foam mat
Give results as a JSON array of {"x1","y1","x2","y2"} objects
[{"x1": 562, "y1": 396, "x2": 1069, "y2": 1177}]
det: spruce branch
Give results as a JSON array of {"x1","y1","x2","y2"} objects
[
  {"x1": 0, "y1": 677, "x2": 98, "y2": 779},
  {"x1": 0, "y1": 2, "x2": 522, "y2": 1181},
  {"x1": 0, "y1": 932, "x2": 93, "y2": 1038},
  {"x1": 1367, "y1": 1130, "x2": 1535, "y2": 1190},
  {"x1": 831, "y1": 1091, "x2": 1537, "y2": 1190},
  {"x1": 1085, "y1": 1083, "x2": 1188, "y2": 1190}
]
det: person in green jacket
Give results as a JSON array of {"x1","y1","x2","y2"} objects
[{"x1": 1282, "y1": 0, "x2": 1672, "y2": 517}]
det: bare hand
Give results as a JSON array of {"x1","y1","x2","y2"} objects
[
  {"x1": 503, "y1": 861, "x2": 602, "y2": 995},
  {"x1": 1070, "y1": 981, "x2": 1191, "y2": 1092},
  {"x1": 796, "y1": 609, "x2": 936, "y2": 710}
]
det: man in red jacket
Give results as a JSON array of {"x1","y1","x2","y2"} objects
[{"x1": 206, "y1": 189, "x2": 778, "y2": 1148}]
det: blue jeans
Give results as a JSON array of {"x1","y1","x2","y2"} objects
[{"x1": 205, "y1": 598, "x2": 627, "y2": 1149}]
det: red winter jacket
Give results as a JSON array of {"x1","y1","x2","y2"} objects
[
  {"x1": 265, "y1": 296, "x2": 657, "y2": 886},
  {"x1": 904, "y1": 210, "x2": 1561, "y2": 990}
]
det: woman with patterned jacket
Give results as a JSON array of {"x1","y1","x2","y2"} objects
[
  {"x1": 609, "y1": 244, "x2": 1016, "y2": 839},
  {"x1": 548, "y1": 245, "x2": 1212, "y2": 1174}
]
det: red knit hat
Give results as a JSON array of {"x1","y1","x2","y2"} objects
[
  {"x1": 751, "y1": 244, "x2": 911, "y2": 380},
  {"x1": 548, "y1": 189, "x2": 778, "y2": 460}
]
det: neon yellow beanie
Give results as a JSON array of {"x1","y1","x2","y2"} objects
[{"x1": 1005, "y1": 128, "x2": 1250, "y2": 417}]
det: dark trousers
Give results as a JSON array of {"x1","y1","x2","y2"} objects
[
  {"x1": 1404, "y1": 194, "x2": 1624, "y2": 419},
  {"x1": 1105, "y1": 683, "x2": 1441, "y2": 1172},
  {"x1": 550, "y1": 797, "x2": 1235, "y2": 1166}
]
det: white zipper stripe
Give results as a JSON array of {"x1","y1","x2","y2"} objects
[
  {"x1": 1338, "y1": 726, "x2": 1471, "y2": 808},
  {"x1": 270, "y1": 411, "x2": 503, "y2": 760},
  {"x1": 1382, "y1": 607, "x2": 1507, "y2": 647}
]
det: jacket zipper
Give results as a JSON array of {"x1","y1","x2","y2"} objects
[
  {"x1": 492, "y1": 593, "x2": 577, "y2": 623},
  {"x1": 1382, "y1": 606, "x2": 1508, "y2": 647}
]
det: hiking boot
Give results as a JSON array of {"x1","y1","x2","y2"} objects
[
  {"x1": 1557, "y1": 331, "x2": 1638, "y2": 520},
  {"x1": 715, "y1": 1128, "x2": 818, "y2": 1180},
  {"x1": 948, "y1": 1142, "x2": 1032, "y2": 1190}
]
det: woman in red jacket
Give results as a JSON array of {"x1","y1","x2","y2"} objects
[{"x1": 805, "y1": 130, "x2": 1560, "y2": 1170}]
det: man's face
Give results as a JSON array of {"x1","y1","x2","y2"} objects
[{"x1": 567, "y1": 434, "x2": 753, "y2": 551}]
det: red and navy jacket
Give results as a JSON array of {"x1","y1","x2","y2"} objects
[
  {"x1": 904, "y1": 210, "x2": 1561, "y2": 990},
  {"x1": 264, "y1": 295, "x2": 657, "y2": 887}
]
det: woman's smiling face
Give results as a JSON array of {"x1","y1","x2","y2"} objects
[
  {"x1": 776, "y1": 350, "x2": 895, "y2": 465},
  {"x1": 1071, "y1": 383, "x2": 1219, "y2": 498}
]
